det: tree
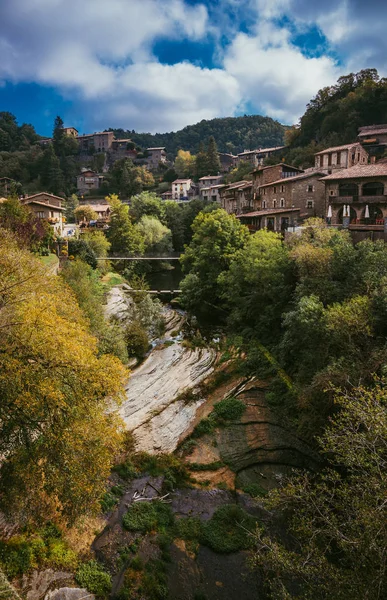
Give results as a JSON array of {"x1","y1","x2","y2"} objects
[
  {"x1": 195, "y1": 142, "x2": 208, "y2": 179},
  {"x1": 106, "y1": 195, "x2": 145, "y2": 255},
  {"x1": 174, "y1": 150, "x2": 196, "y2": 178},
  {"x1": 220, "y1": 230, "x2": 294, "y2": 345},
  {"x1": 254, "y1": 379, "x2": 387, "y2": 599},
  {"x1": 39, "y1": 145, "x2": 65, "y2": 195},
  {"x1": 136, "y1": 216, "x2": 173, "y2": 254},
  {"x1": 0, "y1": 231, "x2": 126, "y2": 524},
  {"x1": 74, "y1": 204, "x2": 98, "y2": 223},
  {"x1": 130, "y1": 191, "x2": 165, "y2": 223},
  {"x1": 206, "y1": 136, "x2": 221, "y2": 175},
  {"x1": 0, "y1": 195, "x2": 52, "y2": 251},
  {"x1": 180, "y1": 209, "x2": 249, "y2": 321},
  {"x1": 64, "y1": 193, "x2": 79, "y2": 223},
  {"x1": 52, "y1": 115, "x2": 65, "y2": 156},
  {"x1": 110, "y1": 159, "x2": 154, "y2": 197}
]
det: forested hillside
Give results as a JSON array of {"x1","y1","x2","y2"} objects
[
  {"x1": 110, "y1": 115, "x2": 286, "y2": 156},
  {"x1": 285, "y1": 68, "x2": 387, "y2": 167}
]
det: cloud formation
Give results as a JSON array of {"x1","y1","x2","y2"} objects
[{"x1": 0, "y1": 0, "x2": 386, "y2": 132}]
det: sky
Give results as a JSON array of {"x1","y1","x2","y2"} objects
[{"x1": 0, "y1": 0, "x2": 386, "y2": 136}]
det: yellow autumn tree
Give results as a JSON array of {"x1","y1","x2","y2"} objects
[{"x1": 0, "y1": 230, "x2": 127, "y2": 525}]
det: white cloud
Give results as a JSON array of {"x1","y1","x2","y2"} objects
[{"x1": 223, "y1": 21, "x2": 340, "y2": 124}]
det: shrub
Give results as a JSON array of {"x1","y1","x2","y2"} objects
[
  {"x1": 75, "y1": 560, "x2": 112, "y2": 597},
  {"x1": 192, "y1": 416, "x2": 215, "y2": 437},
  {"x1": 242, "y1": 483, "x2": 268, "y2": 498},
  {"x1": 189, "y1": 461, "x2": 224, "y2": 471},
  {"x1": 201, "y1": 505, "x2": 257, "y2": 553},
  {"x1": 175, "y1": 517, "x2": 203, "y2": 542},
  {"x1": 48, "y1": 540, "x2": 78, "y2": 570},
  {"x1": 0, "y1": 537, "x2": 33, "y2": 578},
  {"x1": 112, "y1": 460, "x2": 138, "y2": 481},
  {"x1": 122, "y1": 501, "x2": 174, "y2": 534},
  {"x1": 124, "y1": 322, "x2": 149, "y2": 358},
  {"x1": 212, "y1": 396, "x2": 246, "y2": 421},
  {"x1": 100, "y1": 491, "x2": 118, "y2": 513},
  {"x1": 68, "y1": 239, "x2": 97, "y2": 269}
]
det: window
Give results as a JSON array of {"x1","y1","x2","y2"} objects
[
  {"x1": 307, "y1": 184, "x2": 314, "y2": 193},
  {"x1": 280, "y1": 198, "x2": 285, "y2": 208},
  {"x1": 50, "y1": 211, "x2": 54, "y2": 218},
  {"x1": 262, "y1": 200, "x2": 267, "y2": 209},
  {"x1": 273, "y1": 199, "x2": 277, "y2": 208},
  {"x1": 306, "y1": 200, "x2": 314, "y2": 209},
  {"x1": 273, "y1": 186, "x2": 277, "y2": 193},
  {"x1": 263, "y1": 188, "x2": 266, "y2": 195},
  {"x1": 328, "y1": 154, "x2": 332, "y2": 166},
  {"x1": 330, "y1": 190, "x2": 334, "y2": 196},
  {"x1": 336, "y1": 152, "x2": 341, "y2": 165},
  {"x1": 37, "y1": 211, "x2": 45, "y2": 218}
]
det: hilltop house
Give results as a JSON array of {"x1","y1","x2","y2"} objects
[
  {"x1": 322, "y1": 164, "x2": 387, "y2": 234},
  {"x1": 200, "y1": 184, "x2": 225, "y2": 203},
  {"x1": 198, "y1": 175, "x2": 224, "y2": 190},
  {"x1": 78, "y1": 131, "x2": 115, "y2": 153},
  {"x1": 314, "y1": 143, "x2": 368, "y2": 173},
  {"x1": 146, "y1": 148, "x2": 167, "y2": 169},
  {"x1": 77, "y1": 169, "x2": 105, "y2": 194},
  {"x1": 171, "y1": 179, "x2": 198, "y2": 201},
  {"x1": 219, "y1": 181, "x2": 253, "y2": 214},
  {"x1": 358, "y1": 124, "x2": 387, "y2": 148},
  {"x1": 237, "y1": 146, "x2": 286, "y2": 168},
  {"x1": 22, "y1": 193, "x2": 64, "y2": 235},
  {"x1": 218, "y1": 153, "x2": 238, "y2": 173}
]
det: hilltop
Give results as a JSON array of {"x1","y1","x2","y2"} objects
[{"x1": 109, "y1": 114, "x2": 287, "y2": 156}]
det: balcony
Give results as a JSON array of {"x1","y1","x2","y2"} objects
[{"x1": 335, "y1": 195, "x2": 387, "y2": 204}]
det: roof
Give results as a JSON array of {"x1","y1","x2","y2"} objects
[
  {"x1": 199, "y1": 175, "x2": 223, "y2": 181},
  {"x1": 237, "y1": 208, "x2": 300, "y2": 218},
  {"x1": 238, "y1": 145, "x2": 286, "y2": 157},
  {"x1": 259, "y1": 171, "x2": 327, "y2": 188},
  {"x1": 224, "y1": 180, "x2": 250, "y2": 190},
  {"x1": 147, "y1": 147, "x2": 166, "y2": 151},
  {"x1": 78, "y1": 131, "x2": 112, "y2": 138},
  {"x1": 321, "y1": 164, "x2": 387, "y2": 180},
  {"x1": 172, "y1": 179, "x2": 192, "y2": 184},
  {"x1": 24, "y1": 199, "x2": 64, "y2": 211},
  {"x1": 314, "y1": 143, "x2": 360, "y2": 155},
  {"x1": 252, "y1": 163, "x2": 303, "y2": 174},
  {"x1": 359, "y1": 126, "x2": 387, "y2": 136},
  {"x1": 25, "y1": 192, "x2": 64, "y2": 202},
  {"x1": 88, "y1": 204, "x2": 111, "y2": 212}
]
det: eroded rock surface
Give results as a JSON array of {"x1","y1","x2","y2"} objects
[
  {"x1": 45, "y1": 589, "x2": 94, "y2": 600},
  {"x1": 120, "y1": 343, "x2": 216, "y2": 452}
]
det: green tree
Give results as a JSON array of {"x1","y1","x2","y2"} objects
[
  {"x1": 52, "y1": 115, "x2": 65, "y2": 156},
  {"x1": 130, "y1": 191, "x2": 165, "y2": 222},
  {"x1": 254, "y1": 378, "x2": 387, "y2": 599},
  {"x1": 64, "y1": 193, "x2": 79, "y2": 223},
  {"x1": 195, "y1": 142, "x2": 208, "y2": 179},
  {"x1": 206, "y1": 136, "x2": 221, "y2": 175},
  {"x1": 74, "y1": 204, "x2": 98, "y2": 223},
  {"x1": 180, "y1": 209, "x2": 249, "y2": 321},
  {"x1": 106, "y1": 195, "x2": 145, "y2": 255},
  {"x1": 174, "y1": 150, "x2": 196, "y2": 178},
  {"x1": 39, "y1": 145, "x2": 65, "y2": 195},
  {"x1": 136, "y1": 215, "x2": 173, "y2": 254}
]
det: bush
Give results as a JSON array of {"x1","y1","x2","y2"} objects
[
  {"x1": 75, "y1": 560, "x2": 112, "y2": 597},
  {"x1": 48, "y1": 540, "x2": 78, "y2": 570},
  {"x1": 112, "y1": 459, "x2": 138, "y2": 481},
  {"x1": 189, "y1": 461, "x2": 224, "y2": 471},
  {"x1": 213, "y1": 397, "x2": 246, "y2": 421},
  {"x1": 68, "y1": 239, "x2": 97, "y2": 269},
  {"x1": 241, "y1": 483, "x2": 268, "y2": 498},
  {"x1": 124, "y1": 322, "x2": 149, "y2": 358},
  {"x1": 100, "y1": 491, "x2": 119, "y2": 513},
  {"x1": 201, "y1": 505, "x2": 257, "y2": 553},
  {"x1": 0, "y1": 537, "x2": 33, "y2": 578},
  {"x1": 175, "y1": 517, "x2": 203, "y2": 542},
  {"x1": 122, "y1": 501, "x2": 174, "y2": 534},
  {"x1": 192, "y1": 416, "x2": 215, "y2": 437}
]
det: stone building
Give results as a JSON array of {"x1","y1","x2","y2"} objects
[
  {"x1": 77, "y1": 131, "x2": 114, "y2": 153},
  {"x1": 218, "y1": 153, "x2": 238, "y2": 172},
  {"x1": 146, "y1": 148, "x2": 167, "y2": 169},
  {"x1": 77, "y1": 169, "x2": 104, "y2": 194},
  {"x1": 22, "y1": 193, "x2": 64, "y2": 235},
  {"x1": 198, "y1": 175, "x2": 224, "y2": 190},
  {"x1": 358, "y1": 124, "x2": 387, "y2": 147},
  {"x1": 219, "y1": 181, "x2": 253, "y2": 214},
  {"x1": 258, "y1": 171, "x2": 327, "y2": 219},
  {"x1": 322, "y1": 164, "x2": 387, "y2": 230},
  {"x1": 314, "y1": 143, "x2": 368, "y2": 173},
  {"x1": 237, "y1": 146, "x2": 286, "y2": 168},
  {"x1": 252, "y1": 163, "x2": 303, "y2": 191},
  {"x1": 63, "y1": 127, "x2": 78, "y2": 137},
  {"x1": 200, "y1": 184, "x2": 225, "y2": 203}
]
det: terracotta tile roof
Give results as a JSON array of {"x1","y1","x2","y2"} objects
[
  {"x1": 321, "y1": 164, "x2": 387, "y2": 180},
  {"x1": 147, "y1": 147, "x2": 166, "y2": 151},
  {"x1": 252, "y1": 163, "x2": 303, "y2": 174},
  {"x1": 224, "y1": 180, "x2": 251, "y2": 190},
  {"x1": 314, "y1": 143, "x2": 361, "y2": 155},
  {"x1": 237, "y1": 208, "x2": 300, "y2": 218},
  {"x1": 24, "y1": 199, "x2": 64, "y2": 211},
  {"x1": 259, "y1": 171, "x2": 326, "y2": 188},
  {"x1": 172, "y1": 179, "x2": 192, "y2": 184},
  {"x1": 199, "y1": 175, "x2": 223, "y2": 180},
  {"x1": 25, "y1": 192, "x2": 64, "y2": 202},
  {"x1": 358, "y1": 127, "x2": 387, "y2": 136}
]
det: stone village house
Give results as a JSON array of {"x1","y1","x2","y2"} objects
[
  {"x1": 22, "y1": 193, "x2": 65, "y2": 235},
  {"x1": 314, "y1": 142, "x2": 368, "y2": 174}
]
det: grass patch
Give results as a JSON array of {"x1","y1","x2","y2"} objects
[
  {"x1": 39, "y1": 254, "x2": 59, "y2": 268},
  {"x1": 100, "y1": 271, "x2": 126, "y2": 292},
  {"x1": 142, "y1": 558, "x2": 168, "y2": 600},
  {"x1": 112, "y1": 460, "x2": 138, "y2": 481},
  {"x1": 191, "y1": 396, "x2": 246, "y2": 440},
  {"x1": 122, "y1": 501, "x2": 174, "y2": 534},
  {"x1": 241, "y1": 483, "x2": 268, "y2": 498},
  {"x1": 75, "y1": 560, "x2": 112, "y2": 597},
  {"x1": 0, "y1": 527, "x2": 78, "y2": 579}
]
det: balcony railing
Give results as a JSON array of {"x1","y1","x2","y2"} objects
[{"x1": 335, "y1": 195, "x2": 387, "y2": 204}]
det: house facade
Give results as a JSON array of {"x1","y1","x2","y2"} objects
[
  {"x1": 22, "y1": 193, "x2": 64, "y2": 235},
  {"x1": 198, "y1": 175, "x2": 224, "y2": 190},
  {"x1": 218, "y1": 153, "x2": 238, "y2": 172},
  {"x1": 314, "y1": 143, "x2": 368, "y2": 173},
  {"x1": 258, "y1": 172, "x2": 327, "y2": 220},
  {"x1": 171, "y1": 179, "x2": 197, "y2": 201},
  {"x1": 200, "y1": 184, "x2": 225, "y2": 203},
  {"x1": 77, "y1": 169, "x2": 104, "y2": 194},
  {"x1": 77, "y1": 131, "x2": 115, "y2": 153},
  {"x1": 146, "y1": 148, "x2": 167, "y2": 169},
  {"x1": 358, "y1": 124, "x2": 387, "y2": 147},
  {"x1": 219, "y1": 181, "x2": 253, "y2": 214},
  {"x1": 322, "y1": 164, "x2": 387, "y2": 229},
  {"x1": 237, "y1": 146, "x2": 286, "y2": 168}
]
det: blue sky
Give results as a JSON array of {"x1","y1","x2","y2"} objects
[{"x1": 0, "y1": 0, "x2": 386, "y2": 136}]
